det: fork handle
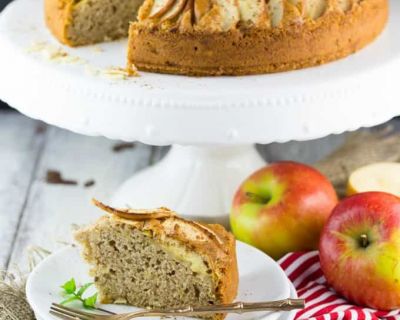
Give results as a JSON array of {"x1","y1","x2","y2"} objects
[{"x1": 123, "y1": 299, "x2": 305, "y2": 319}]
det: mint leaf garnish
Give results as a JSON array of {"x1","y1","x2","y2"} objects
[
  {"x1": 76, "y1": 282, "x2": 93, "y2": 297},
  {"x1": 61, "y1": 278, "x2": 76, "y2": 294},
  {"x1": 60, "y1": 296, "x2": 79, "y2": 305},
  {"x1": 83, "y1": 293, "x2": 98, "y2": 309},
  {"x1": 59, "y1": 278, "x2": 98, "y2": 309}
]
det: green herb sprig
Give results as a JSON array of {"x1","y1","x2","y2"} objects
[{"x1": 60, "y1": 278, "x2": 98, "y2": 308}]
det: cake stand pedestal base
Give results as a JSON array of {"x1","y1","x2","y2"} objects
[{"x1": 111, "y1": 145, "x2": 265, "y2": 227}]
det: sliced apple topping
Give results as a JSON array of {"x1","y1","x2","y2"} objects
[
  {"x1": 196, "y1": 6, "x2": 225, "y2": 31},
  {"x1": 149, "y1": 0, "x2": 178, "y2": 19},
  {"x1": 304, "y1": 0, "x2": 328, "y2": 19},
  {"x1": 282, "y1": 1, "x2": 303, "y2": 25},
  {"x1": 335, "y1": 0, "x2": 354, "y2": 12},
  {"x1": 215, "y1": 0, "x2": 241, "y2": 31},
  {"x1": 196, "y1": 0, "x2": 240, "y2": 32},
  {"x1": 178, "y1": 0, "x2": 196, "y2": 31},
  {"x1": 92, "y1": 199, "x2": 176, "y2": 221},
  {"x1": 140, "y1": 0, "x2": 354, "y2": 29},
  {"x1": 162, "y1": 0, "x2": 189, "y2": 21},
  {"x1": 238, "y1": 0, "x2": 269, "y2": 28},
  {"x1": 194, "y1": 0, "x2": 213, "y2": 24},
  {"x1": 268, "y1": 0, "x2": 284, "y2": 27},
  {"x1": 137, "y1": 0, "x2": 156, "y2": 21},
  {"x1": 287, "y1": 0, "x2": 306, "y2": 16}
]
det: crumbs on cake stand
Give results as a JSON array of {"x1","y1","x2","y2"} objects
[
  {"x1": 91, "y1": 45, "x2": 104, "y2": 53},
  {"x1": 102, "y1": 66, "x2": 139, "y2": 79},
  {"x1": 26, "y1": 40, "x2": 140, "y2": 79},
  {"x1": 26, "y1": 41, "x2": 86, "y2": 64},
  {"x1": 85, "y1": 65, "x2": 139, "y2": 80}
]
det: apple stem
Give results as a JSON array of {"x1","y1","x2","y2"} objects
[
  {"x1": 359, "y1": 234, "x2": 370, "y2": 248},
  {"x1": 245, "y1": 192, "x2": 271, "y2": 204}
]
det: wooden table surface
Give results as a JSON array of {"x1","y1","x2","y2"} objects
[
  {"x1": 0, "y1": 110, "x2": 167, "y2": 270},
  {"x1": 0, "y1": 109, "x2": 371, "y2": 272}
]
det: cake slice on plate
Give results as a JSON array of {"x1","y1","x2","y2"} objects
[{"x1": 74, "y1": 200, "x2": 238, "y2": 319}]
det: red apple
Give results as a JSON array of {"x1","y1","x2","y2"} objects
[
  {"x1": 230, "y1": 161, "x2": 338, "y2": 260},
  {"x1": 320, "y1": 192, "x2": 400, "y2": 310}
]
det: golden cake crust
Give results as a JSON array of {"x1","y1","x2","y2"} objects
[
  {"x1": 127, "y1": 0, "x2": 388, "y2": 76},
  {"x1": 85, "y1": 200, "x2": 239, "y2": 307},
  {"x1": 44, "y1": 0, "x2": 73, "y2": 46}
]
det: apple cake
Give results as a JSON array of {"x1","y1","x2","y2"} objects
[
  {"x1": 45, "y1": 0, "x2": 388, "y2": 75},
  {"x1": 44, "y1": 0, "x2": 143, "y2": 46},
  {"x1": 74, "y1": 200, "x2": 238, "y2": 318}
]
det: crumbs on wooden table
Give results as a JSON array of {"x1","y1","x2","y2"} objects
[
  {"x1": 46, "y1": 170, "x2": 78, "y2": 186},
  {"x1": 113, "y1": 142, "x2": 136, "y2": 153},
  {"x1": 84, "y1": 180, "x2": 96, "y2": 188}
]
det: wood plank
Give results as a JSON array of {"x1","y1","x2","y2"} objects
[
  {"x1": 7, "y1": 126, "x2": 153, "y2": 269},
  {"x1": 0, "y1": 111, "x2": 46, "y2": 269}
]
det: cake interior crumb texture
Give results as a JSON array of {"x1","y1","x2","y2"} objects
[
  {"x1": 74, "y1": 215, "x2": 237, "y2": 319},
  {"x1": 49, "y1": 0, "x2": 142, "y2": 46}
]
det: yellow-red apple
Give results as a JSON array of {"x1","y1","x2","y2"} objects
[
  {"x1": 230, "y1": 161, "x2": 338, "y2": 260},
  {"x1": 320, "y1": 192, "x2": 400, "y2": 310}
]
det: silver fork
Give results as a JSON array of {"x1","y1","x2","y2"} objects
[{"x1": 50, "y1": 299, "x2": 305, "y2": 320}]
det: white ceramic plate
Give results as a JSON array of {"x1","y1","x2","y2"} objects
[{"x1": 27, "y1": 241, "x2": 291, "y2": 320}]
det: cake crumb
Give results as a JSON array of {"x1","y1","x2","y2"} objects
[
  {"x1": 101, "y1": 66, "x2": 139, "y2": 80},
  {"x1": 84, "y1": 64, "x2": 100, "y2": 77},
  {"x1": 27, "y1": 41, "x2": 85, "y2": 64},
  {"x1": 114, "y1": 298, "x2": 128, "y2": 304},
  {"x1": 84, "y1": 179, "x2": 96, "y2": 188},
  {"x1": 127, "y1": 63, "x2": 139, "y2": 77},
  {"x1": 85, "y1": 64, "x2": 139, "y2": 80},
  {"x1": 91, "y1": 46, "x2": 104, "y2": 53},
  {"x1": 113, "y1": 142, "x2": 136, "y2": 153},
  {"x1": 46, "y1": 170, "x2": 77, "y2": 186}
]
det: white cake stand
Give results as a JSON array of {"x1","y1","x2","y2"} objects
[{"x1": 1, "y1": 0, "x2": 399, "y2": 227}]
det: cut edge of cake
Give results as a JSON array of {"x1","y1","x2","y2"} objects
[{"x1": 44, "y1": 0, "x2": 143, "y2": 46}]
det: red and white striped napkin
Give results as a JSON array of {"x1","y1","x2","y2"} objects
[{"x1": 279, "y1": 251, "x2": 400, "y2": 320}]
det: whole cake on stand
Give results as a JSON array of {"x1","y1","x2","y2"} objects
[
  {"x1": 0, "y1": 0, "x2": 399, "y2": 227},
  {"x1": 45, "y1": 0, "x2": 388, "y2": 75}
]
